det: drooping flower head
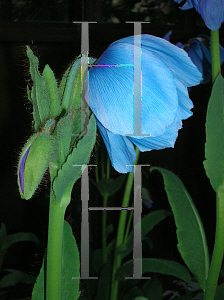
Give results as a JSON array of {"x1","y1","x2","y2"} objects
[
  {"x1": 184, "y1": 35, "x2": 224, "y2": 84},
  {"x1": 166, "y1": 32, "x2": 224, "y2": 84},
  {"x1": 85, "y1": 34, "x2": 202, "y2": 173},
  {"x1": 174, "y1": 0, "x2": 224, "y2": 30}
]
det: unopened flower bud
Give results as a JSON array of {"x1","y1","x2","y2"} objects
[{"x1": 18, "y1": 133, "x2": 55, "y2": 200}]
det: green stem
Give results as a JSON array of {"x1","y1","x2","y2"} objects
[
  {"x1": 95, "y1": 147, "x2": 99, "y2": 184},
  {"x1": 211, "y1": 30, "x2": 221, "y2": 83},
  {"x1": 203, "y1": 187, "x2": 224, "y2": 300},
  {"x1": 101, "y1": 141, "x2": 106, "y2": 179},
  {"x1": 107, "y1": 156, "x2": 110, "y2": 180},
  {"x1": 102, "y1": 156, "x2": 111, "y2": 264},
  {"x1": 110, "y1": 148, "x2": 140, "y2": 300},
  {"x1": 46, "y1": 188, "x2": 66, "y2": 300},
  {"x1": 203, "y1": 29, "x2": 223, "y2": 300},
  {"x1": 102, "y1": 195, "x2": 109, "y2": 264},
  {"x1": 124, "y1": 207, "x2": 133, "y2": 244}
]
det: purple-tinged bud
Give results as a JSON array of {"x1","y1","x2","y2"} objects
[
  {"x1": 19, "y1": 144, "x2": 31, "y2": 195},
  {"x1": 18, "y1": 133, "x2": 55, "y2": 199}
]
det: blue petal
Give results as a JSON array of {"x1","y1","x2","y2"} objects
[
  {"x1": 88, "y1": 40, "x2": 178, "y2": 137},
  {"x1": 114, "y1": 35, "x2": 202, "y2": 86},
  {"x1": 174, "y1": 0, "x2": 197, "y2": 10},
  {"x1": 198, "y1": 0, "x2": 224, "y2": 30},
  {"x1": 187, "y1": 42, "x2": 211, "y2": 84},
  {"x1": 181, "y1": 0, "x2": 195, "y2": 10},
  {"x1": 88, "y1": 35, "x2": 201, "y2": 139},
  {"x1": 176, "y1": 0, "x2": 224, "y2": 30},
  {"x1": 128, "y1": 119, "x2": 182, "y2": 151},
  {"x1": 186, "y1": 36, "x2": 224, "y2": 84},
  {"x1": 174, "y1": 79, "x2": 194, "y2": 119},
  {"x1": 163, "y1": 30, "x2": 172, "y2": 41},
  {"x1": 96, "y1": 119, "x2": 136, "y2": 173}
]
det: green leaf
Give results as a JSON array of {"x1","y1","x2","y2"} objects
[
  {"x1": 61, "y1": 58, "x2": 81, "y2": 112},
  {"x1": 107, "y1": 224, "x2": 114, "y2": 235},
  {"x1": 59, "y1": 65, "x2": 71, "y2": 101},
  {"x1": 215, "y1": 282, "x2": 224, "y2": 300},
  {"x1": 0, "y1": 229, "x2": 39, "y2": 274},
  {"x1": 116, "y1": 243, "x2": 128, "y2": 254},
  {"x1": 27, "y1": 46, "x2": 51, "y2": 130},
  {"x1": 71, "y1": 108, "x2": 82, "y2": 136},
  {"x1": 70, "y1": 108, "x2": 89, "y2": 145},
  {"x1": 143, "y1": 237, "x2": 153, "y2": 250},
  {"x1": 0, "y1": 232, "x2": 39, "y2": 251},
  {"x1": 115, "y1": 258, "x2": 191, "y2": 283},
  {"x1": 92, "y1": 175, "x2": 127, "y2": 198},
  {"x1": 54, "y1": 113, "x2": 74, "y2": 166},
  {"x1": 85, "y1": 246, "x2": 97, "y2": 298},
  {"x1": 0, "y1": 269, "x2": 36, "y2": 286},
  {"x1": 204, "y1": 74, "x2": 224, "y2": 192},
  {"x1": 69, "y1": 67, "x2": 82, "y2": 110},
  {"x1": 95, "y1": 263, "x2": 112, "y2": 300},
  {"x1": 141, "y1": 210, "x2": 172, "y2": 237},
  {"x1": 120, "y1": 210, "x2": 171, "y2": 259},
  {"x1": 123, "y1": 287, "x2": 144, "y2": 300},
  {"x1": 42, "y1": 64, "x2": 61, "y2": 118},
  {"x1": 92, "y1": 248, "x2": 103, "y2": 276},
  {"x1": 141, "y1": 187, "x2": 152, "y2": 208},
  {"x1": 61, "y1": 57, "x2": 96, "y2": 112},
  {"x1": 0, "y1": 224, "x2": 7, "y2": 269},
  {"x1": 30, "y1": 82, "x2": 41, "y2": 131},
  {"x1": 32, "y1": 221, "x2": 80, "y2": 300},
  {"x1": 53, "y1": 114, "x2": 96, "y2": 206},
  {"x1": 142, "y1": 277, "x2": 162, "y2": 300},
  {"x1": 0, "y1": 223, "x2": 7, "y2": 238},
  {"x1": 175, "y1": 291, "x2": 202, "y2": 300},
  {"x1": 61, "y1": 221, "x2": 80, "y2": 299},
  {"x1": 152, "y1": 167, "x2": 209, "y2": 290}
]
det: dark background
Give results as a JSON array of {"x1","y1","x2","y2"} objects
[{"x1": 0, "y1": 0, "x2": 223, "y2": 298}]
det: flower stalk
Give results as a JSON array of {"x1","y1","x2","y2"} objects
[
  {"x1": 203, "y1": 29, "x2": 223, "y2": 300},
  {"x1": 46, "y1": 188, "x2": 66, "y2": 300},
  {"x1": 211, "y1": 30, "x2": 221, "y2": 83},
  {"x1": 102, "y1": 156, "x2": 111, "y2": 264},
  {"x1": 110, "y1": 148, "x2": 140, "y2": 300}
]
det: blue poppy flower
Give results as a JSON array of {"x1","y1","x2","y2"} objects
[
  {"x1": 86, "y1": 34, "x2": 202, "y2": 173},
  {"x1": 184, "y1": 35, "x2": 224, "y2": 83},
  {"x1": 174, "y1": 0, "x2": 224, "y2": 30}
]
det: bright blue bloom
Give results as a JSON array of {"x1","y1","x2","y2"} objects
[
  {"x1": 174, "y1": 0, "x2": 224, "y2": 30},
  {"x1": 86, "y1": 34, "x2": 202, "y2": 173},
  {"x1": 184, "y1": 35, "x2": 224, "y2": 84}
]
